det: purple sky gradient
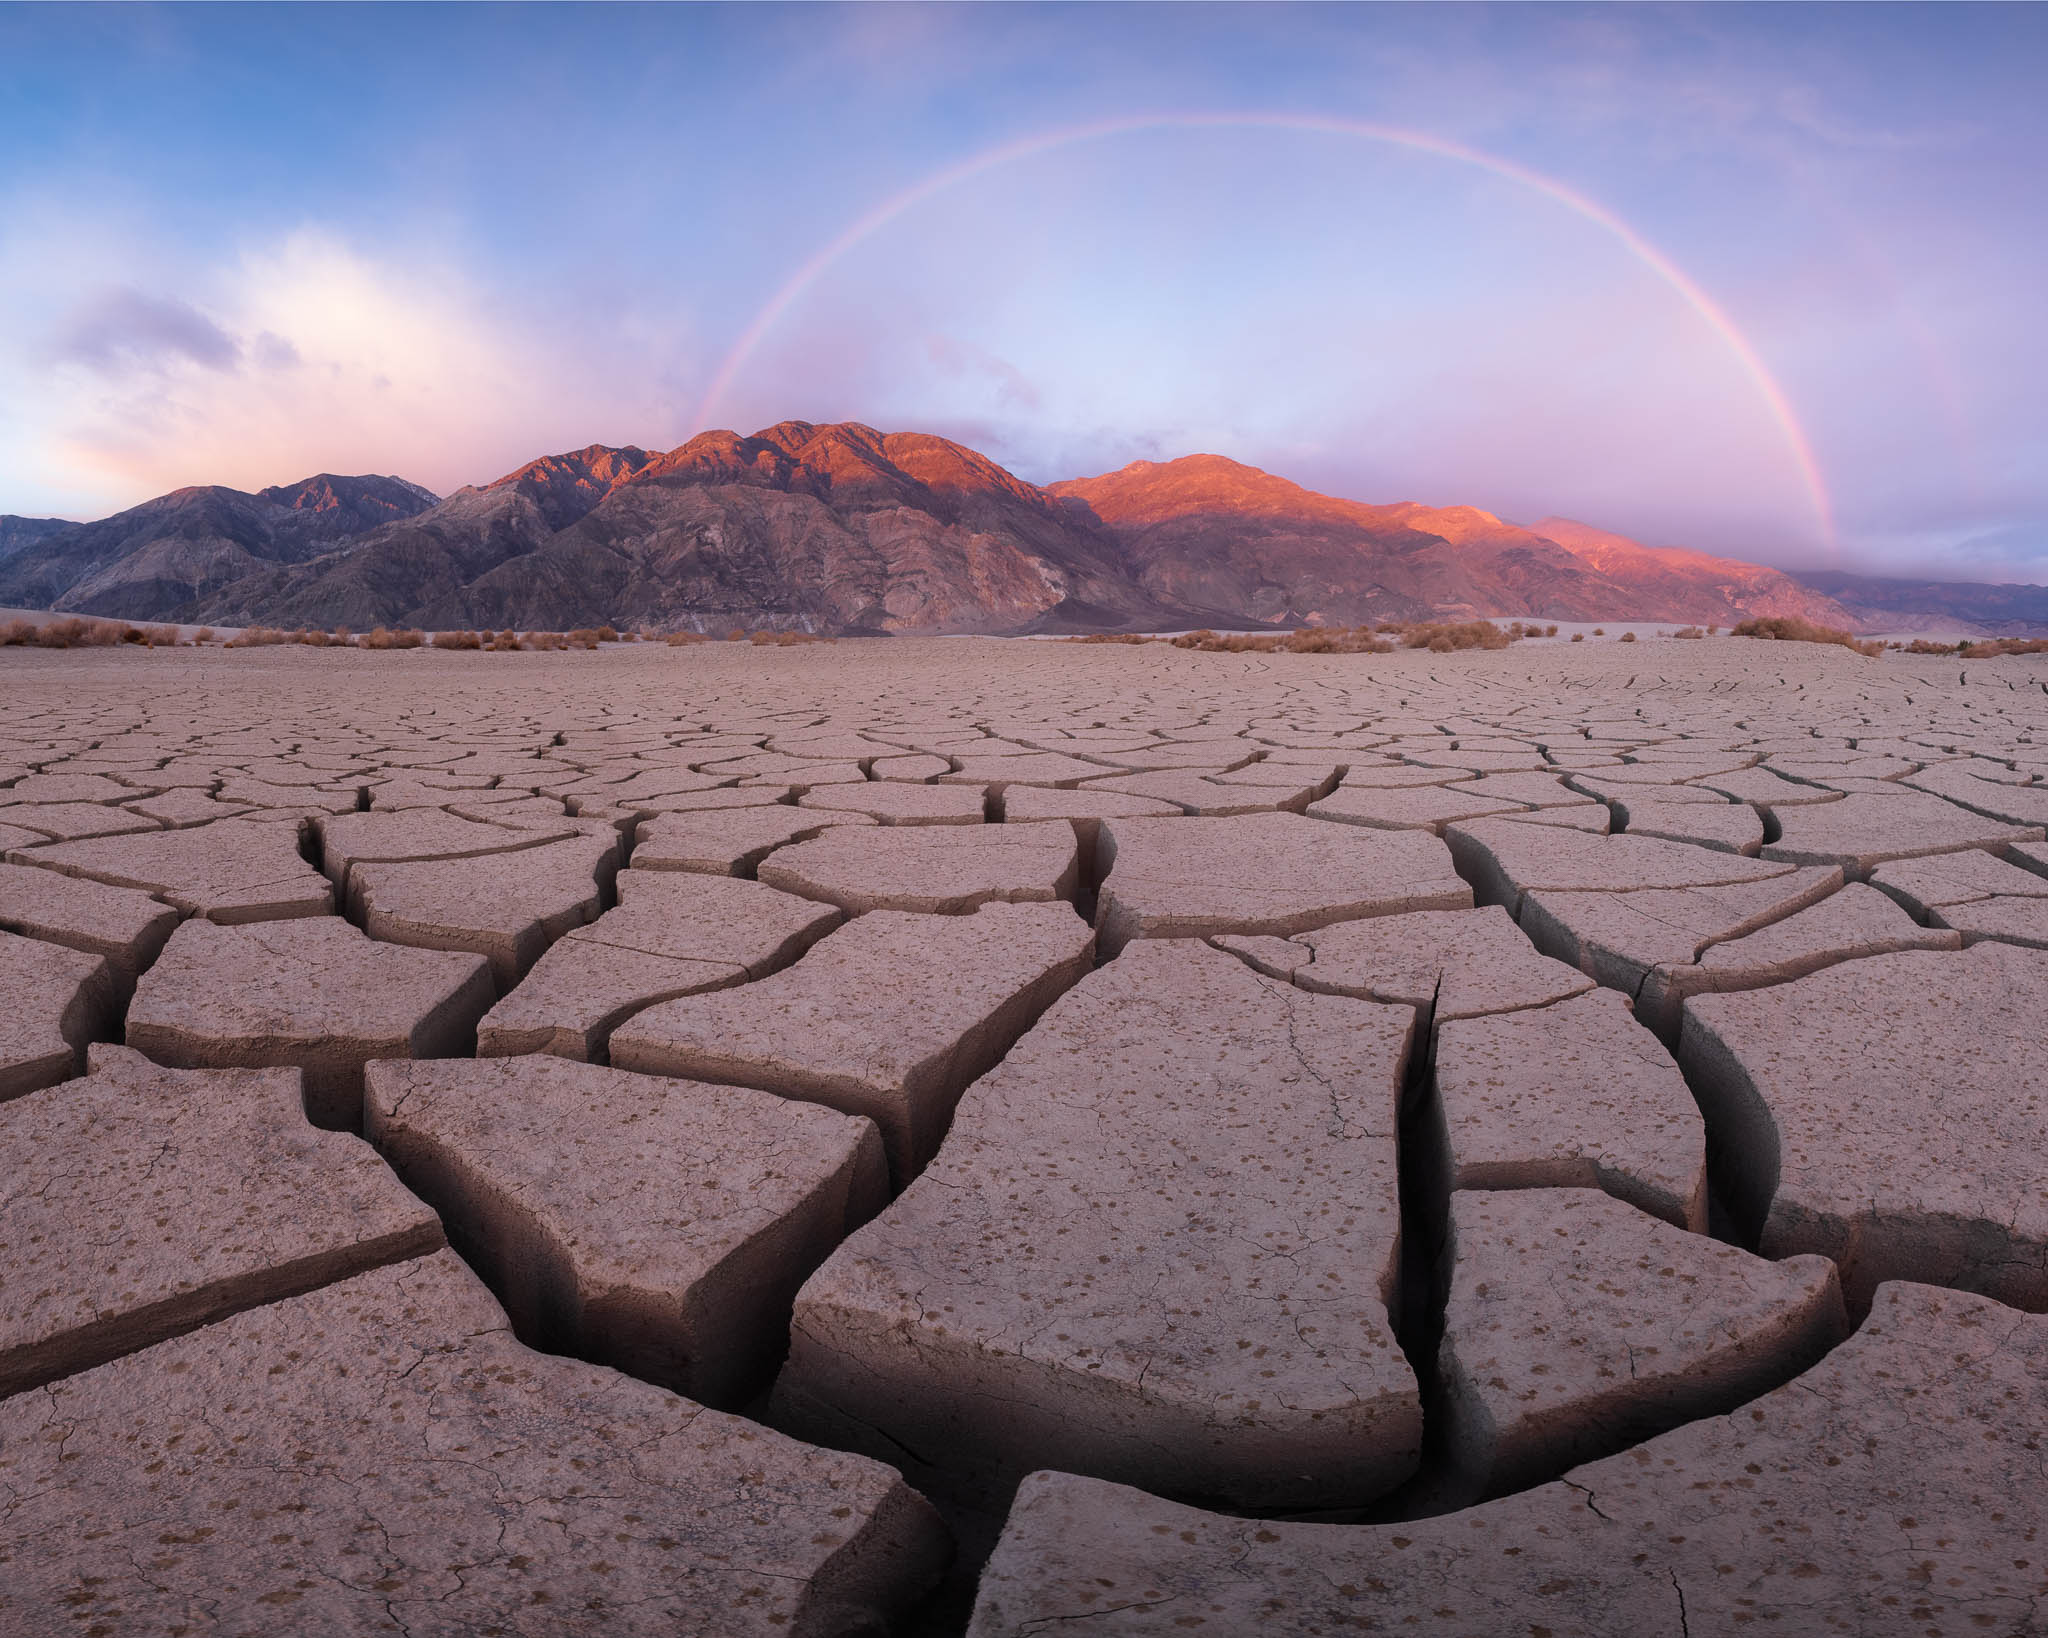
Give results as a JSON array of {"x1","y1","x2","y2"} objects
[{"x1": 1, "y1": 4, "x2": 2041, "y2": 580}]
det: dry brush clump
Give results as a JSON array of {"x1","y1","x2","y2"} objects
[
  {"x1": 1731, "y1": 616, "x2": 1884, "y2": 657},
  {"x1": 747, "y1": 629, "x2": 833, "y2": 646},
  {"x1": 2, "y1": 616, "x2": 175, "y2": 648},
  {"x1": 1893, "y1": 635, "x2": 2048, "y2": 657},
  {"x1": 1673, "y1": 626, "x2": 1706, "y2": 639},
  {"x1": 430, "y1": 630, "x2": 483, "y2": 651},
  {"x1": 1069, "y1": 619, "x2": 1533, "y2": 655},
  {"x1": 361, "y1": 627, "x2": 425, "y2": 650}
]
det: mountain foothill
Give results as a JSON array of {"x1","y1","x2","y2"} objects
[{"x1": 0, "y1": 420, "x2": 1953, "y2": 636}]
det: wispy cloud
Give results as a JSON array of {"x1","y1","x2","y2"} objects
[
  {"x1": 52, "y1": 287, "x2": 242, "y2": 375},
  {"x1": 3, "y1": 224, "x2": 705, "y2": 513}
]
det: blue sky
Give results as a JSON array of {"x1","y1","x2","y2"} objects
[{"x1": 1, "y1": 3, "x2": 2042, "y2": 580}]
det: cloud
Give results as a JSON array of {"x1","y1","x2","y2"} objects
[
  {"x1": 1, "y1": 225, "x2": 705, "y2": 514},
  {"x1": 52, "y1": 287, "x2": 242, "y2": 375}
]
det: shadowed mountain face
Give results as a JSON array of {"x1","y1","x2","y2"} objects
[
  {"x1": 0, "y1": 475, "x2": 439, "y2": 620},
  {"x1": 6, "y1": 427, "x2": 2012, "y2": 635},
  {"x1": 183, "y1": 423, "x2": 1201, "y2": 636},
  {"x1": 0, "y1": 515, "x2": 78, "y2": 568},
  {"x1": 1787, "y1": 569, "x2": 2048, "y2": 636}
]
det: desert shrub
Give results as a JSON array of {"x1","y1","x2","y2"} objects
[
  {"x1": 1570, "y1": 632, "x2": 1585, "y2": 642},
  {"x1": 596, "y1": 625, "x2": 619, "y2": 643},
  {"x1": 486, "y1": 629, "x2": 521, "y2": 651},
  {"x1": 431, "y1": 629, "x2": 483, "y2": 650},
  {"x1": 362, "y1": 627, "x2": 424, "y2": 650},
  {"x1": 226, "y1": 625, "x2": 295, "y2": 647},
  {"x1": 1593, "y1": 627, "x2": 1606, "y2": 636},
  {"x1": 2, "y1": 617, "x2": 137, "y2": 646},
  {"x1": 1707, "y1": 625, "x2": 1721, "y2": 635},
  {"x1": 192, "y1": 627, "x2": 216, "y2": 645},
  {"x1": 1672, "y1": 626, "x2": 1705, "y2": 639},
  {"x1": 567, "y1": 628, "x2": 603, "y2": 649},
  {"x1": 1620, "y1": 630, "x2": 1638, "y2": 643},
  {"x1": 747, "y1": 628, "x2": 832, "y2": 646},
  {"x1": 1400, "y1": 621, "x2": 1514, "y2": 652},
  {"x1": 1960, "y1": 636, "x2": 2048, "y2": 657},
  {"x1": 1896, "y1": 638, "x2": 1959, "y2": 655},
  {"x1": 1730, "y1": 616, "x2": 1882, "y2": 657},
  {"x1": 1545, "y1": 624, "x2": 1559, "y2": 636},
  {"x1": 665, "y1": 630, "x2": 709, "y2": 646},
  {"x1": 726, "y1": 629, "x2": 747, "y2": 642}
]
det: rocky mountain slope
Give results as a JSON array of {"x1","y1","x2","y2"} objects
[
  {"x1": 1527, "y1": 516, "x2": 1855, "y2": 628},
  {"x1": 0, "y1": 514, "x2": 78, "y2": 568},
  {"x1": 5, "y1": 423, "x2": 2018, "y2": 634},
  {"x1": 180, "y1": 423, "x2": 1204, "y2": 636},
  {"x1": 0, "y1": 475, "x2": 438, "y2": 619},
  {"x1": 1787, "y1": 568, "x2": 2048, "y2": 636},
  {"x1": 1048, "y1": 456, "x2": 1853, "y2": 628}
]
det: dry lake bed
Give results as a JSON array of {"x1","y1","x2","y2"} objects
[{"x1": 2, "y1": 634, "x2": 2046, "y2": 1636}]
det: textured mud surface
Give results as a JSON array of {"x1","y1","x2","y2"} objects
[{"x1": 1, "y1": 636, "x2": 2045, "y2": 1636}]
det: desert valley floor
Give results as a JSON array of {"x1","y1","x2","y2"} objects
[{"x1": 2, "y1": 634, "x2": 2047, "y2": 1636}]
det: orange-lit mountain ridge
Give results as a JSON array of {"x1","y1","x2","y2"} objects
[{"x1": 1, "y1": 427, "x2": 1858, "y2": 634}]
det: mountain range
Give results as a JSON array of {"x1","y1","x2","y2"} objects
[{"x1": 0, "y1": 421, "x2": 2031, "y2": 635}]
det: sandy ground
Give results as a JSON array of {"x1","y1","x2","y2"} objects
[{"x1": 2, "y1": 636, "x2": 2046, "y2": 1637}]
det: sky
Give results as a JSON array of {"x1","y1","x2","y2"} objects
[{"x1": 0, "y1": 2, "x2": 2042, "y2": 582}]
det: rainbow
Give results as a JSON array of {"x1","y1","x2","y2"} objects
[{"x1": 691, "y1": 112, "x2": 1837, "y2": 554}]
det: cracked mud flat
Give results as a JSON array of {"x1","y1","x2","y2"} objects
[{"x1": 1, "y1": 635, "x2": 2046, "y2": 1637}]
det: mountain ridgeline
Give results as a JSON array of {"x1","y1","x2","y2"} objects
[{"x1": 0, "y1": 421, "x2": 1925, "y2": 635}]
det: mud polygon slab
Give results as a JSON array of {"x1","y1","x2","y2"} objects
[
  {"x1": 1906, "y1": 761, "x2": 2048, "y2": 827},
  {"x1": 967, "y1": 1283, "x2": 2048, "y2": 1637},
  {"x1": 1216, "y1": 904, "x2": 1591, "y2": 1027},
  {"x1": 1436, "y1": 1188, "x2": 1845, "y2": 1498},
  {"x1": 1084, "y1": 769, "x2": 1322, "y2": 815},
  {"x1": 13, "y1": 818, "x2": 334, "y2": 921},
  {"x1": 1433, "y1": 987, "x2": 1707, "y2": 1230},
  {"x1": 798, "y1": 782, "x2": 988, "y2": 824},
  {"x1": 1682, "y1": 942, "x2": 2048, "y2": 1311},
  {"x1": 125, "y1": 916, "x2": 494, "y2": 1128},
  {"x1": 1445, "y1": 816, "x2": 1794, "y2": 915},
  {"x1": 1095, "y1": 812, "x2": 1469, "y2": 956},
  {"x1": 937, "y1": 752, "x2": 1110, "y2": 787},
  {"x1": 315, "y1": 807, "x2": 576, "y2": 885},
  {"x1": 1613, "y1": 797, "x2": 1764, "y2": 854},
  {"x1": 0, "y1": 1048, "x2": 441, "y2": 1396},
  {"x1": 0, "y1": 802, "x2": 162, "y2": 842},
  {"x1": 632, "y1": 805, "x2": 876, "y2": 875},
  {"x1": 478, "y1": 872, "x2": 840, "y2": 1061},
  {"x1": 1636, "y1": 882, "x2": 1958, "y2": 1036},
  {"x1": 774, "y1": 939, "x2": 1418, "y2": 1511},
  {"x1": 0, "y1": 1249, "x2": 947, "y2": 1636},
  {"x1": 0, "y1": 859, "x2": 177, "y2": 986},
  {"x1": 1869, "y1": 846, "x2": 2048, "y2": 914},
  {"x1": 347, "y1": 828, "x2": 621, "y2": 988},
  {"x1": 1517, "y1": 865, "x2": 1841, "y2": 993},
  {"x1": 612, "y1": 901, "x2": 1094, "y2": 1181},
  {"x1": 1306, "y1": 782, "x2": 1525, "y2": 832},
  {"x1": 1934, "y1": 895, "x2": 2048, "y2": 948},
  {"x1": 0, "y1": 929, "x2": 113, "y2": 1100},
  {"x1": 1762, "y1": 789, "x2": 2041, "y2": 876},
  {"x1": 365, "y1": 1056, "x2": 886, "y2": 1407},
  {"x1": 758, "y1": 822, "x2": 1079, "y2": 915}
]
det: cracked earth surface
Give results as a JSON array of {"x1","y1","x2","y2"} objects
[{"x1": 1, "y1": 636, "x2": 2046, "y2": 1636}]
